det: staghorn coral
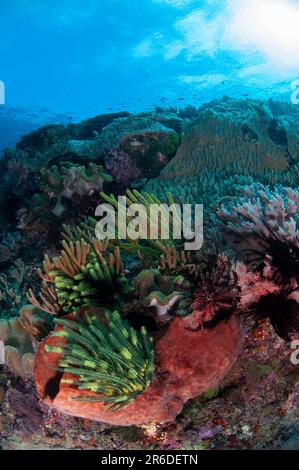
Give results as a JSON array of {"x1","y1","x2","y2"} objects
[
  {"x1": 27, "y1": 236, "x2": 133, "y2": 316},
  {"x1": 45, "y1": 310, "x2": 155, "y2": 410}
]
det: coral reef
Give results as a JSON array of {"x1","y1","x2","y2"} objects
[
  {"x1": 2, "y1": 97, "x2": 299, "y2": 448},
  {"x1": 35, "y1": 311, "x2": 242, "y2": 426}
]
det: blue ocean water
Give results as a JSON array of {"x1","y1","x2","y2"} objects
[{"x1": 1, "y1": 0, "x2": 299, "y2": 152}]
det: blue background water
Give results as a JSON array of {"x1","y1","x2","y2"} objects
[{"x1": 1, "y1": 0, "x2": 299, "y2": 150}]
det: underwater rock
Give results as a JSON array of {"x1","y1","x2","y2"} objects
[
  {"x1": 34, "y1": 311, "x2": 242, "y2": 426},
  {"x1": 77, "y1": 112, "x2": 130, "y2": 139},
  {"x1": 98, "y1": 116, "x2": 177, "y2": 153},
  {"x1": 98, "y1": 116, "x2": 180, "y2": 177}
]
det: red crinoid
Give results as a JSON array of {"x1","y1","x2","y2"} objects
[{"x1": 188, "y1": 255, "x2": 241, "y2": 331}]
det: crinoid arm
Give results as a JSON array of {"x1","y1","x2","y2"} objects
[{"x1": 45, "y1": 310, "x2": 155, "y2": 410}]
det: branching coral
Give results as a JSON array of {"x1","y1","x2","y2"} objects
[
  {"x1": 216, "y1": 183, "x2": 299, "y2": 285},
  {"x1": 45, "y1": 310, "x2": 155, "y2": 410},
  {"x1": 27, "y1": 237, "x2": 132, "y2": 316},
  {"x1": 215, "y1": 184, "x2": 299, "y2": 339}
]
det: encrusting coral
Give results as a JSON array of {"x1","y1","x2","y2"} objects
[
  {"x1": 159, "y1": 98, "x2": 299, "y2": 180},
  {"x1": 104, "y1": 148, "x2": 141, "y2": 188}
]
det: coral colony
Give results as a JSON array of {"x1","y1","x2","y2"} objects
[{"x1": 2, "y1": 97, "x2": 299, "y2": 448}]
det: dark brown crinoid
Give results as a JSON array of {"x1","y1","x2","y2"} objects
[
  {"x1": 187, "y1": 255, "x2": 241, "y2": 330},
  {"x1": 265, "y1": 239, "x2": 299, "y2": 286},
  {"x1": 233, "y1": 222, "x2": 299, "y2": 287},
  {"x1": 255, "y1": 291, "x2": 299, "y2": 341}
]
